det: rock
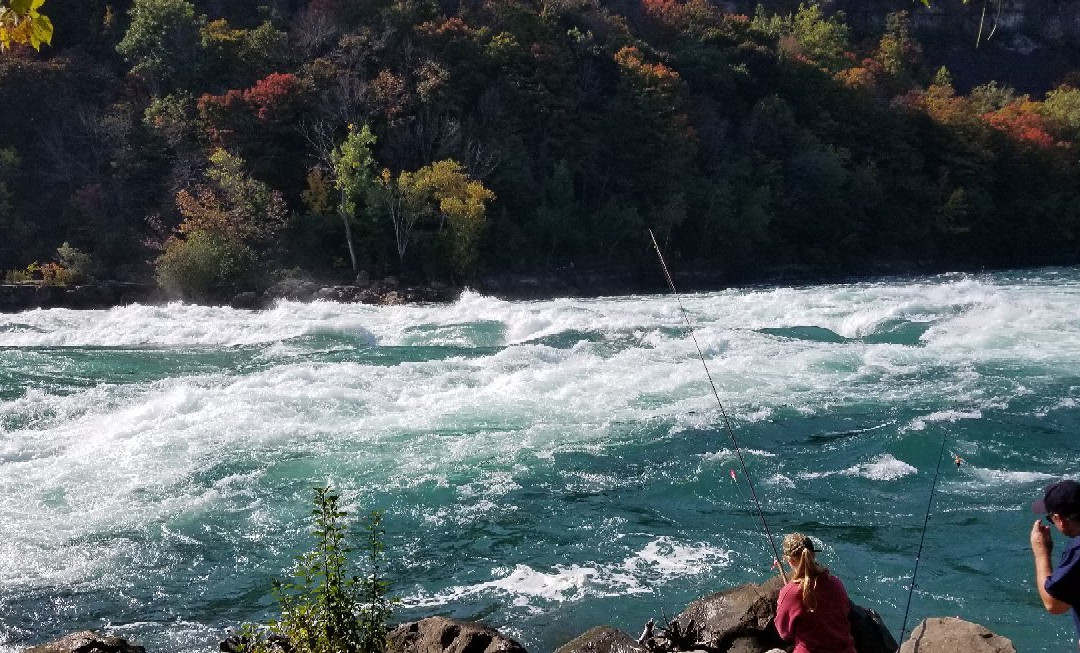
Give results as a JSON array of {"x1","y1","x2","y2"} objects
[
  {"x1": 725, "y1": 637, "x2": 777, "y2": 653},
  {"x1": 670, "y1": 575, "x2": 787, "y2": 650},
  {"x1": 387, "y1": 616, "x2": 526, "y2": 653},
  {"x1": 850, "y1": 604, "x2": 897, "y2": 653},
  {"x1": 355, "y1": 270, "x2": 371, "y2": 287},
  {"x1": 382, "y1": 291, "x2": 403, "y2": 305},
  {"x1": 23, "y1": 631, "x2": 145, "y2": 653},
  {"x1": 659, "y1": 577, "x2": 895, "y2": 653},
  {"x1": 230, "y1": 291, "x2": 264, "y2": 310},
  {"x1": 313, "y1": 286, "x2": 343, "y2": 302},
  {"x1": 219, "y1": 631, "x2": 290, "y2": 653},
  {"x1": 554, "y1": 626, "x2": 643, "y2": 653},
  {"x1": 266, "y1": 278, "x2": 320, "y2": 301},
  {"x1": 899, "y1": 617, "x2": 1015, "y2": 653}
]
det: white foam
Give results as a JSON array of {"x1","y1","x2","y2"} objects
[
  {"x1": 401, "y1": 537, "x2": 730, "y2": 610},
  {"x1": 905, "y1": 409, "x2": 983, "y2": 432},
  {"x1": 700, "y1": 448, "x2": 776, "y2": 462},
  {"x1": 841, "y1": 454, "x2": 917, "y2": 481}
]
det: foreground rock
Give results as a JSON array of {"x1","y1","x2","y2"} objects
[
  {"x1": 556, "y1": 578, "x2": 897, "y2": 653},
  {"x1": 555, "y1": 626, "x2": 644, "y2": 653},
  {"x1": 899, "y1": 617, "x2": 1015, "y2": 653},
  {"x1": 23, "y1": 631, "x2": 145, "y2": 653},
  {"x1": 388, "y1": 616, "x2": 527, "y2": 653}
]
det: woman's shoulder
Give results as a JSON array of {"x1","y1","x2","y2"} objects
[
  {"x1": 821, "y1": 572, "x2": 850, "y2": 595},
  {"x1": 778, "y1": 580, "x2": 802, "y2": 598}
]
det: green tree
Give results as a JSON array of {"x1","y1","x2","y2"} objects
[
  {"x1": 375, "y1": 166, "x2": 431, "y2": 269},
  {"x1": 330, "y1": 124, "x2": 378, "y2": 274},
  {"x1": 753, "y1": 3, "x2": 850, "y2": 73},
  {"x1": 55, "y1": 242, "x2": 100, "y2": 284},
  {"x1": 968, "y1": 81, "x2": 1016, "y2": 115},
  {"x1": 0, "y1": 0, "x2": 52, "y2": 50},
  {"x1": 875, "y1": 11, "x2": 920, "y2": 81},
  {"x1": 117, "y1": 0, "x2": 204, "y2": 91},
  {"x1": 1042, "y1": 85, "x2": 1080, "y2": 144}
]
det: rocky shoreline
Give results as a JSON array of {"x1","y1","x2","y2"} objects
[
  {"x1": 21, "y1": 577, "x2": 1019, "y2": 653},
  {"x1": 0, "y1": 260, "x2": 968, "y2": 313}
]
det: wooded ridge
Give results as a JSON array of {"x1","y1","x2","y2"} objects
[{"x1": 2, "y1": 0, "x2": 1079, "y2": 301}]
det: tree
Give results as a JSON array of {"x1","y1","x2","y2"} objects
[
  {"x1": 752, "y1": 3, "x2": 851, "y2": 73},
  {"x1": 0, "y1": 0, "x2": 52, "y2": 50},
  {"x1": 416, "y1": 159, "x2": 495, "y2": 276},
  {"x1": 155, "y1": 149, "x2": 289, "y2": 300},
  {"x1": 375, "y1": 166, "x2": 430, "y2": 269},
  {"x1": 1042, "y1": 85, "x2": 1080, "y2": 145},
  {"x1": 372, "y1": 158, "x2": 494, "y2": 275},
  {"x1": 116, "y1": 0, "x2": 204, "y2": 92},
  {"x1": 330, "y1": 124, "x2": 378, "y2": 274}
]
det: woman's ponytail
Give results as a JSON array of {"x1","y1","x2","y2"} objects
[{"x1": 781, "y1": 533, "x2": 828, "y2": 611}]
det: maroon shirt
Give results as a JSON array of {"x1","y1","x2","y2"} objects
[{"x1": 774, "y1": 573, "x2": 856, "y2": 653}]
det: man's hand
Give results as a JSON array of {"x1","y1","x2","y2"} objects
[{"x1": 1032, "y1": 519, "x2": 1054, "y2": 555}]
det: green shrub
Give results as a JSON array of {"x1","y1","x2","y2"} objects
[
  {"x1": 56, "y1": 242, "x2": 100, "y2": 284},
  {"x1": 241, "y1": 487, "x2": 394, "y2": 653},
  {"x1": 155, "y1": 229, "x2": 255, "y2": 301}
]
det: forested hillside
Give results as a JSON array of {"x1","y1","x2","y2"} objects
[{"x1": 2, "y1": 0, "x2": 1080, "y2": 299}]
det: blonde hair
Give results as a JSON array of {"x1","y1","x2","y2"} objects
[{"x1": 782, "y1": 532, "x2": 828, "y2": 611}]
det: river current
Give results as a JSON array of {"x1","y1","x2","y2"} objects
[{"x1": 2, "y1": 269, "x2": 1079, "y2": 652}]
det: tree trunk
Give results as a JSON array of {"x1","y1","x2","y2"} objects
[{"x1": 340, "y1": 189, "x2": 358, "y2": 273}]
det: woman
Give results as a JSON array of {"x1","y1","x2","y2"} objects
[{"x1": 767, "y1": 533, "x2": 856, "y2": 653}]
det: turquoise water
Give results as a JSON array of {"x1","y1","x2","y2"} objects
[{"x1": 2, "y1": 269, "x2": 1080, "y2": 652}]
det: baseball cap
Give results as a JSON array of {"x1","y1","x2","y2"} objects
[{"x1": 1032, "y1": 480, "x2": 1080, "y2": 516}]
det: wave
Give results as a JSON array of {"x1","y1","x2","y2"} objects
[{"x1": 400, "y1": 537, "x2": 730, "y2": 610}]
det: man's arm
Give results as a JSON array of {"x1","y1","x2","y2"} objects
[{"x1": 1031, "y1": 520, "x2": 1072, "y2": 614}]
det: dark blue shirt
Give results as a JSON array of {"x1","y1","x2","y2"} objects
[{"x1": 1045, "y1": 535, "x2": 1080, "y2": 638}]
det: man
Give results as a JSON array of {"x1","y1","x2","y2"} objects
[{"x1": 1030, "y1": 479, "x2": 1080, "y2": 647}]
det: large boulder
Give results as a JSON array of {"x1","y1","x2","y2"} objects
[
  {"x1": 265, "y1": 278, "x2": 320, "y2": 302},
  {"x1": 656, "y1": 577, "x2": 895, "y2": 653},
  {"x1": 387, "y1": 616, "x2": 526, "y2": 653},
  {"x1": 555, "y1": 626, "x2": 644, "y2": 653},
  {"x1": 23, "y1": 631, "x2": 145, "y2": 653},
  {"x1": 668, "y1": 575, "x2": 787, "y2": 651},
  {"x1": 899, "y1": 617, "x2": 1015, "y2": 653},
  {"x1": 849, "y1": 604, "x2": 897, "y2": 653}
]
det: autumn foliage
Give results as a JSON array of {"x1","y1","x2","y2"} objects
[{"x1": 982, "y1": 100, "x2": 1056, "y2": 148}]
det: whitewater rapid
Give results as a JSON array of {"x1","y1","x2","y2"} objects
[{"x1": 3, "y1": 270, "x2": 1080, "y2": 652}]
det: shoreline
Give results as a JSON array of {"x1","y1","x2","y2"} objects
[
  {"x1": 7, "y1": 254, "x2": 1073, "y2": 314},
  {"x1": 0, "y1": 260, "x2": 1012, "y2": 314}
]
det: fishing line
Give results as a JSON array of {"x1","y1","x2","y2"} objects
[
  {"x1": 897, "y1": 428, "x2": 950, "y2": 646},
  {"x1": 647, "y1": 229, "x2": 787, "y2": 581}
]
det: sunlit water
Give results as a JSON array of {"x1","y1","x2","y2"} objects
[{"x1": 3, "y1": 269, "x2": 1080, "y2": 652}]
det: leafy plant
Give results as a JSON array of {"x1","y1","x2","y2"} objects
[
  {"x1": 241, "y1": 487, "x2": 394, "y2": 653},
  {"x1": 56, "y1": 242, "x2": 100, "y2": 284},
  {"x1": 0, "y1": 0, "x2": 53, "y2": 51}
]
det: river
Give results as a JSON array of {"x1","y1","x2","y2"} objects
[{"x1": 2, "y1": 268, "x2": 1079, "y2": 652}]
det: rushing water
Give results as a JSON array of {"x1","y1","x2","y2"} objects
[{"x1": 2, "y1": 269, "x2": 1080, "y2": 652}]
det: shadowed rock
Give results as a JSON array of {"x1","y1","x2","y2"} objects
[
  {"x1": 669, "y1": 576, "x2": 787, "y2": 651},
  {"x1": 554, "y1": 626, "x2": 645, "y2": 653},
  {"x1": 899, "y1": 617, "x2": 1015, "y2": 653},
  {"x1": 388, "y1": 616, "x2": 526, "y2": 653},
  {"x1": 850, "y1": 604, "x2": 897, "y2": 653},
  {"x1": 23, "y1": 631, "x2": 145, "y2": 653}
]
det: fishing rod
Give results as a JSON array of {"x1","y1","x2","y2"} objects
[
  {"x1": 897, "y1": 428, "x2": 951, "y2": 647},
  {"x1": 647, "y1": 229, "x2": 787, "y2": 582}
]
